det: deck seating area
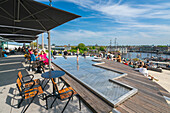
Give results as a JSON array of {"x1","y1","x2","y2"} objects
[
  {"x1": 0, "y1": 54, "x2": 91, "y2": 113},
  {"x1": 0, "y1": 54, "x2": 170, "y2": 113}
]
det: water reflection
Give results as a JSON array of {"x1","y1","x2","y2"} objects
[{"x1": 123, "y1": 52, "x2": 170, "y2": 59}]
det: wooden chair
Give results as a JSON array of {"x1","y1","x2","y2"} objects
[
  {"x1": 49, "y1": 78, "x2": 81, "y2": 113},
  {"x1": 16, "y1": 77, "x2": 47, "y2": 113}
]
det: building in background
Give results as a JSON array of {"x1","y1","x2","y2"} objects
[
  {"x1": 4, "y1": 44, "x2": 22, "y2": 49},
  {"x1": 106, "y1": 46, "x2": 127, "y2": 54},
  {"x1": 51, "y1": 44, "x2": 71, "y2": 51}
]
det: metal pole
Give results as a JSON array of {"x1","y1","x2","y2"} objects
[
  {"x1": 42, "y1": 33, "x2": 44, "y2": 50},
  {"x1": 32, "y1": 42, "x2": 34, "y2": 49},
  {"x1": 0, "y1": 41, "x2": 2, "y2": 57},
  {"x1": 47, "y1": 31, "x2": 51, "y2": 70},
  {"x1": 48, "y1": 0, "x2": 52, "y2": 70},
  {"x1": 23, "y1": 43, "x2": 25, "y2": 48},
  {"x1": 37, "y1": 38, "x2": 39, "y2": 50}
]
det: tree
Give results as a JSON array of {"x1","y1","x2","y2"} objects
[
  {"x1": 30, "y1": 42, "x2": 37, "y2": 47},
  {"x1": 89, "y1": 47, "x2": 92, "y2": 49},
  {"x1": 99, "y1": 46, "x2": 105, "y2": 51},
  {"x1": 77, "y1": 43, "x2": 86, "y2": 50},
  {"x1": 92, "y1": 46, "x2": 96, "y2": 49},
  {"x1": 52, "y1": 44, "x2": 56, "y2": 46},
  {"x1": 84, "y1": 47, "x2": 88, "y2": 51}
]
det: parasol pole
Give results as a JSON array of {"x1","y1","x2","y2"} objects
[{"x1": 47, "y1": 31, "x2": 51, "y2": 70}]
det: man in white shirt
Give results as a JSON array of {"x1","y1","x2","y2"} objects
[{"x1": 135, "y1": 65, "x2": 158, "y2": 81}]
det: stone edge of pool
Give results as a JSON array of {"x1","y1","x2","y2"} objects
[{"x1": 52, "y1": 57, "x2": 138, "y2": 111}]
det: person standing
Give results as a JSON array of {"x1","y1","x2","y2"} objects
[
  {"x1": 77, "y1": 48, "x2": 79, "y2": 64},
  {"x1": 77, "y1": 48, "x2": 79, "y2": 56}
]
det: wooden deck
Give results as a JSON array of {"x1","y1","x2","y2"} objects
[
  {"x1": 101, "y1": 59, "x2": 170, "y2": 113},
  {"x1": 52, "y1": 59, "x2": 170, "y2": 113}
]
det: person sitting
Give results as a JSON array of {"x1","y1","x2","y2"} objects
[
  {"x1": 5, "y1": 48, "x2": 10, "y2": 55},
  {"x1": 123, "y1": 61, "x2": 129, "y2": 66},
  {"x1": 17, "y1": 47, "x2": 21, "y2": 52},
  {"x1": 39, "y1": 50, "x2": 49, "y2": 65},
  {"x1": 10, "y1": 49, "x2": 15, "y2": 55},
  {"x1": 64, "y1": 50, "x2": 68, "y2": 56},
  {"x1": 138, "y1": 65, "x2": 149, "y2": 77},
  {"x1": 135, "y1": 65, "x2": 158, "y2": 81},
  {"x1": 53, "y1": 50, "x2": 57, "y2": 55},
  {"x1": 117, "y1": 54, "x2": 121, "y2": 62},
  {"x1": 166, "y1": 64, "x2": 170, "y2": 68},
  {"x1": 134, "y1": 65, "x2": 143, "y2": 72},
  {"x1": 15, "y1": 47, "x2": 17, "y2": 52},
  {"x1": 128, "y1": 62, "x2": 134, "y2": 68},
  {"x1": 30, "y1": 51, "x2": 39, "y2": 62},
  {"x1": 29, "y1": 49, "x2": 33, "y2": 55}
]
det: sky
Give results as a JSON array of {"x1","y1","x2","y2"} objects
[{"x1": 22, "y1": 0, "x2": 170, "y2": 46}]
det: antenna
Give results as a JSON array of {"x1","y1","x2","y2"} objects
[
  {"x1": 110, "y1": 39, "x2": 112, "y2": 47},
  {"x1": 115, "y1": 38, "x2": 117, "y2": 50},
  {"x1": 49, "y1": 0, "x2": 52, "y2": 6},
  {"x1": 110, "y1": 39, "x2": 112, "y2": 51}
]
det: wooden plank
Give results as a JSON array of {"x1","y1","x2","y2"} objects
[
  {"x1": 118, "y1": 78, "x2": 168, "y2": 104},
  {"x1": 100, "y1": 59, "x2": 170, "y2": 112},
  {"x1": 137, "y1": 93, "x2": 169, "y2": 112},
  {"x1": 123, "y1": 99, "x2": 151, "y2": 113},
  {"x1": 116, "y1": 105, "x2": 135, "y2": 113},
  {"x1": 126, "y1": 97, "x2": 161, "y2": 113}
]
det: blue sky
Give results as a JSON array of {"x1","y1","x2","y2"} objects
[{"x1": 32, "y1": 0, "x2": 170, "y2": 46}]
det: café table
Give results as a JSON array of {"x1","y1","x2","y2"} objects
[{"x1": 41, "y1": 70, "x2": 65, "y2": 94}]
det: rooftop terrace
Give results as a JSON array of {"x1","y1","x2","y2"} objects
[{"x1": 0, "y1": 54, "x2": 170, "y2": 113}]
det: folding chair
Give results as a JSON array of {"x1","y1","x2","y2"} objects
[
  {"x1": 49, "y1": 78, "x2": 81, "y2": 113},
  {"x1": 16, "y1": 77, "x2": 47, "y2": 113},
  {"x1": 17, "y1": 71, "x2": 40, "y2": 88}
]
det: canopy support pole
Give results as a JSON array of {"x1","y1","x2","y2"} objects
[
  {"x1": 42, "y1": 33, "x2": 44, "y2": 50},
  {"x1": 37, "y1": 38, "x2": 39, "y2": 50},
  {"x1": 47, "y1": 31, "x2": 51, "y2": 70},
  {"x1": 23, "y1": 43, "x2": 25, "y2": 48},
  {"x1": 32, "y1": 42, "x2": 34, "y2": 49}
]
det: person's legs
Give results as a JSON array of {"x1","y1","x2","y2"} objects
[{"x1": 148, "y1": 75, "x2": 159, "y2": 81}]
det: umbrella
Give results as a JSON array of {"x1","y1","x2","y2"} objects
[
  {"x1": 0, "y1": 0, "x2": 80, "y2": 36},
  {"x1": 0, "y1": 0, "x2": 81, "y2": 68}
]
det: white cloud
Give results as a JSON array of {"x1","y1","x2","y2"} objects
[
  {"x1": 37, "y1": 0, "x2": 170, "y2": 20},
  {"x1": 36, "y1": 0, "x2": 170, "y2": 45},
  {"x1": 42, "y1": 0, "x2": 170, "y2": 20}
]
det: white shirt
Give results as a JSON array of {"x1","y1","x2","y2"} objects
[
  {"x1": 135, "y1": 68, "x2": 149, "y2": 77},
  {"x1": 6, "y1": 49, "x2": 10, "y2": 53}
]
